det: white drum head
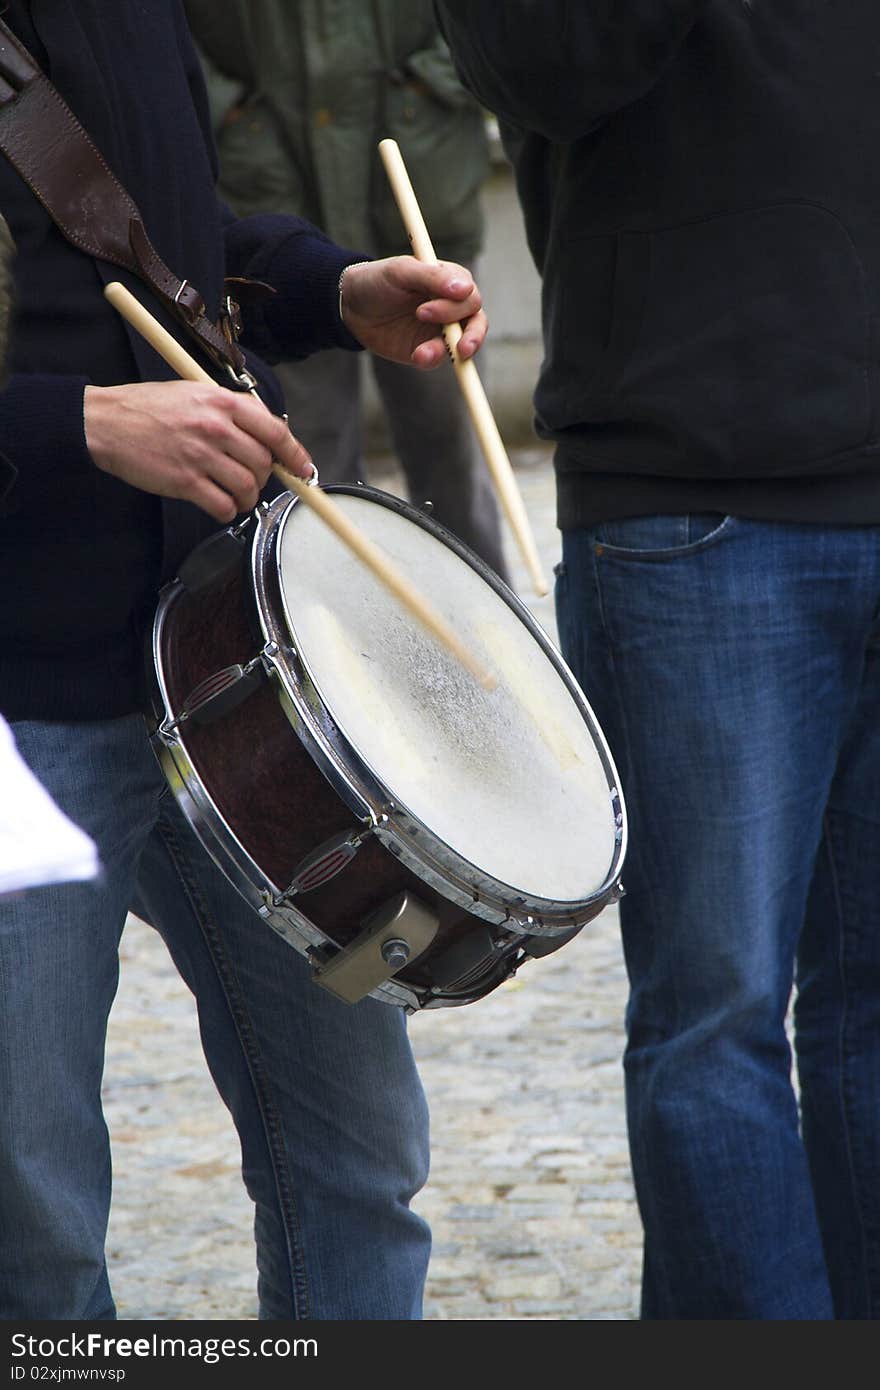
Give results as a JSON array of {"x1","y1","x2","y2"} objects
[{"x1": 276, "y1": 492, "x2": 617, "y2": 905}]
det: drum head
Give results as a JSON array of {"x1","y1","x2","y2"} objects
[{"x1": 275, "y1": 491, "x2": 618, "y2": 907}]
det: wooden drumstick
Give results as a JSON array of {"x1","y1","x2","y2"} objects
[
  {"x1": 103, "y1": 280, "x2": 497, "y2": 690},
  {"x1": 378, "y1": 137, "x2": 549, "y2": 598}
]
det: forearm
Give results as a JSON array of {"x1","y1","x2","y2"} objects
[{"x1": 434, "y1": 0, "x2": 709, "y2": 139}]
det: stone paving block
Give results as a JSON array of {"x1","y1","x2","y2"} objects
[{"x1": 446, "y1": 1204, "x2": 502, "y2": 1222}]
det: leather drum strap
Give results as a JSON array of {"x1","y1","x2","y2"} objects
[{"x1": 0, "y1": 19, "x2": 249, "y2": 379}]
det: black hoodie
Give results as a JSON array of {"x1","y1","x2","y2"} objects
[{"x1": 435, "y1": 1, "x2": 880, "y2": 526}]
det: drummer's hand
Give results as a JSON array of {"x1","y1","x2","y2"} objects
[
  {"x1": 339, "y1": 256, "x2": 487, "y2": 369},
  {"x1": 84, "y1": 380, "x2": 313, "y2": 524}
]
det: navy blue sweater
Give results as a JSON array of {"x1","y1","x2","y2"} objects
[
  {"x1": 436, "y1": 1, "x2": 880, "y2": 528},
  {"x1": 0, "y1": 0, "x2": 363, "y2": 720}
]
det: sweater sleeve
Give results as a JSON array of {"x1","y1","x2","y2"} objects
[
  {"x1": 433, "y1": 0, "x2": 709, "y2": 140},
  {"x1": 0, "y1": 373, "x2": 93, "y2": 517},
  {"x1": 222, "y1": 208, "x2": 368, "y2": 365}
]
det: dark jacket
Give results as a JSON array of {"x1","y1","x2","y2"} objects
[
  {"x1": 435, "y1": 1, "x2": 880, "y2": 527},
  {"x1": 183, "y1": 0, "x2": 488, "y2": 265},
  {"x1": 0, "y1": 0, "x2": 363, "y2": 720}
]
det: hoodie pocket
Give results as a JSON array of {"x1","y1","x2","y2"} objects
[{"x1": 567, "y1": 203, "x2": 871, "y2": 475}]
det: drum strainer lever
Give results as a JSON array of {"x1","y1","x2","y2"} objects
[{"x1": 312, "y1": 892, "x2": 438, "y2": 1005}]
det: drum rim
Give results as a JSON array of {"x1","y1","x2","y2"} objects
[{"x1": 259, "y1": 485, "x2": 627, "y2": 931}]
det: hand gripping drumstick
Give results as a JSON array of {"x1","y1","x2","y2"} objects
[
  {"x1": 378, "y1": 138, "x2": 549, "y2": 598},
  {"x1": 103, "y1": 280, "x2": 497, "y2": 691}
]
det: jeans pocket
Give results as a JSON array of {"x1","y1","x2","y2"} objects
[{"x1": 592, "y1": 513, "x2": 733, "y2": 559}]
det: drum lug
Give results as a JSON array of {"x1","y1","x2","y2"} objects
[
  {"x1": 283, "y1": 826, "x2": 372, "y2": 897},
  {"x1": 177, "y1": 519, "x2": 251, "y2": 593},
  {"x1": 175, "y1": 655, "x2": 266, "y2": 728},
  {"x1": 522, "y1": 924, "x2": 584, "y2": 958},
  {"x1": 312, "y1": 891, "x2": 439, "y2": 1005}
]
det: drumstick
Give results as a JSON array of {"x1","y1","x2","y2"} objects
[
  {"x1": 103, "y1": 280, "x2": 497, "y2": 691},
  {"x1": 378, "y1": 138, "x2": 549, "y2": 598}
]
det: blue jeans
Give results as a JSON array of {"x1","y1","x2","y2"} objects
[
  {"x1": 0, "y1": 715, "x2": 430, "y2": 1319},
  {"x1": 556, "y1": 515, "x2": 880, "y2": 1319}
]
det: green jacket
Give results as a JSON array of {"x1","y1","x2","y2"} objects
[{"x1": 183, "y1": 0, "x2": 488, "y2": 263}]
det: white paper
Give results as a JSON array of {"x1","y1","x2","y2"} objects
[{"x1": 0, "y1": 715, "x2": 100, "y2": 895}]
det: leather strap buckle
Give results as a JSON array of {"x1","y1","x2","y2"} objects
[
  {"x1": 219, "y1": 293, "x2": 243, "y2": 344},
  {"x1": 172, "y1": 278, "x2": 207, "y2": 326}
]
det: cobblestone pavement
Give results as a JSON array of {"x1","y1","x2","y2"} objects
[{"x1": 103, "y1": 446, "x2": 643, "y2": 1320}]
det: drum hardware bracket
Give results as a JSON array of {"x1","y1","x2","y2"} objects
[
  {"x1": 522, "y1": 923, "x2": 585, "y2": 959},
  {"x1": 177, "y1": 520, "x2": 251, "y2": 593},
  {"x1": 255, "y1": 896, "x2": 320, "y2": 957},
  {"x1": 423, "y1": 923, "x2": 497, "y2": 990},
  {"x1": 283, "y1": 825, "x2": 373, "y2": 897},
  {"x1": 168, "y1": 655, "x2": 266, "y2": 731},
  {"x1": 311, "y1": 891, "x2": 439, "y2": 1005}
]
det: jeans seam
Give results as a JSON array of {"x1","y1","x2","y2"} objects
[
  {"x1": 154, "y1": 809, "x2": 311, "y2": 1318},
  {"x1": 587, "y1": 539, "x2": 684, "y2": 1316},
  {"x1": 587, "y1": 543, "x2": 664, "y2": 1018},
  {"x1": 819, "y1": 809, "x2": 873, "y2": 1313}
]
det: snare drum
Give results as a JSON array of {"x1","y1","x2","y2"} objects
[{"x1": 149, "y1": 486, "x2": 626, "y2": 1010}]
